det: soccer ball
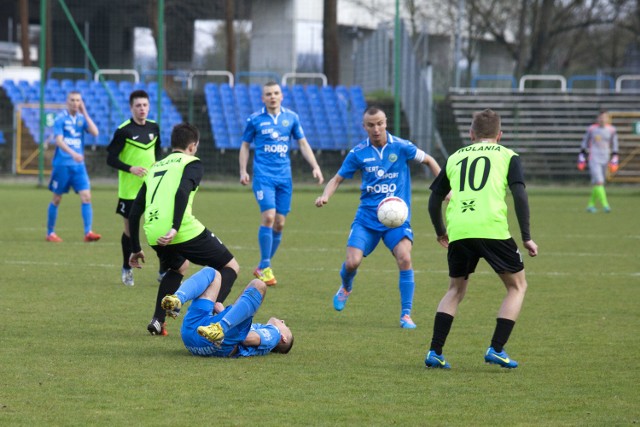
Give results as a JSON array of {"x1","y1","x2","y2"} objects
[{"x1": 377, "y1": 197, "x2": 408, "y2": 228}]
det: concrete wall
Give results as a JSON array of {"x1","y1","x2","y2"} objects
[{"x1": 249, "y1": 0, "x2": 297, "y2": 81}]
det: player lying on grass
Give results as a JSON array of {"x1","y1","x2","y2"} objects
[{"x1": 161, "y1": 267, "x2": 294, "y2": 358}]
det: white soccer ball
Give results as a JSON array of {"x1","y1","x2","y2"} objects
[{"x1": 377, "y1": 197, "x2": 408, "y2": 228}]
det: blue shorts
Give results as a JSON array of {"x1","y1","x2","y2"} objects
[
  {"x1": 252, "y1": 175, "x2": 293, "y2": 215},
  {"x1": 48, "y1": 164, "x2": 90, "y2": 194},
  {"x1": 181, "y1": 299, "x2": 252, "y2": 357},
  {"x1": 347, "y1": 220, "x2": 413, "y2": 256}
]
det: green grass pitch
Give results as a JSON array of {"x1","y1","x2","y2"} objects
[{"x1": 0, "y1": 181, "x2": 638, "y2": 426}]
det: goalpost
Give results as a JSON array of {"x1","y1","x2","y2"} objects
[
  {"x1": 13, "y1": 103, "x2": 65, "y2": 175},
  {"x1": 608, "y1": 111, "x2": 640, "y2": 183}
]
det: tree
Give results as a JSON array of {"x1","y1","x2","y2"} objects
[
  {"x1": 19, "y1": 0, "x2": 31, "y2": 66},
  {"x1": 323, "y1": 0, "x2": 340, "y2": 84}
]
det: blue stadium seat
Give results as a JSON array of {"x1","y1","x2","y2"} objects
[{"x1": 0, "y1": 130, "x2": 5, "y2": 144}]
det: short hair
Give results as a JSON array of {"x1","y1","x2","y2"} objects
[
  {"x1": 129, "y1": 90, "x2": 149, "y2": 105},
  {"x1": 263, "y1": 80, "x2": 280, "y2": 88},
  {"x1": 363, "y1": 105, "x2": 385, "y2": 117},
  {"x1": 272, "y1": 334, "x2": 294, "y2": 354},
  {"x1": 170, "y1": 123, "x2": 199, "y2": 150},
  {"x1": 471, "y1": 109, "x2": 501, "y2": 139},
  {"x1": 67, "y1": 90, "x2": 80, "y2": 97}
]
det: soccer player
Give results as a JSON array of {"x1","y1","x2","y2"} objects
[
  {"x1": 424, "y1": 109, "x2": 538, "y2": 369},
  {"x1": 579, "y1": 110, "x2": 619, "y2": 213},
  {"x1": 128, "y1": 123, "x2": 239, "y2": 336},
  {"x1": 315, "y1": 106, "x2": 442, "y2": 328},
  {"x1": 161, "y1": 267, "x2": 294, "y2": 357},
  {"x1": 46, "y1": 91, "x2": 101, "y2": 243},
  {"x1": 239, "y1": 81, "x2": 324, "y2": 286},
  {"x1": 107, "y1": 90, "x2": 162, "y2": 287}
]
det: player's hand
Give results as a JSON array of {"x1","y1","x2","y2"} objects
[
  {"x1": 78, "y1": 99, "x2": 87, "y2": 114},
  {"x1": 239, "y1": 172, "x2": 250, "y2": 186},
  {"x1": 157, "y1": 228, "x2": 177, "y2": 246},
  {"x1": 72, "y1": 152, "x2": 84, "y2": 163},
  {"x1": 129, "y1": 251, "x2": 145, "y2": 268},
  {"x1": 313, "y1": 167, "x2": 324, "y2": 185},
  {"x1": 315, "y1": 195, "x2": 329, "y2": 207},
  {"x1": 130, "y1": 166, "x2": 147, "y2": 177},
  {"x1": 523, "y1": 239, "x2": 538, "y2": 257},
  {"x1": 444, "y1": 191, "x2": 452, "y2": 202},
  {"x1": 436, "y1": 234, "x2": 449, "y2": 248}
]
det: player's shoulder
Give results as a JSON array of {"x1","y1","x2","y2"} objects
[
  {"x1": 281, "y1": 106, "x2": 300, "y2": 119},
  {"x1": 389, "y1": 134, "x2": 413, "y2": 146}
]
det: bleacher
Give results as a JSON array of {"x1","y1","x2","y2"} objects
[
  {"x1": 448, "y1": 91, "x2": 640, "y2": 180},
  {"x1": 204, "y1": 82, "x2": 367, "y2": 150},
  {"x1": 1, "y1": 78, "x2": 183, "y2": 147}
]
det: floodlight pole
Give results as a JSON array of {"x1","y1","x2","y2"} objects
[
  {"x1": 38, "y1": 0, "x2": 47, "y2": 187},
  {"x1": 393, "y1": 0, "x2": 401, "y2": 136},
  {"x1": 157, "y1": 0, "x2": 165, "y2": 131}
]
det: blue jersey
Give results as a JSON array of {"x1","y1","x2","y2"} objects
[
  {"x1": 338, "y1": 133, "x2": 418, "y2": 231},
  {"x1": 52, "y1": 110, "x2": 90, "y2": 166},
  {"x1": 236, "y1": 323, "x2": 282, "y2": 357},
  {"x1": 242, "y1": 107, "x2": 305, "y2": 179}
]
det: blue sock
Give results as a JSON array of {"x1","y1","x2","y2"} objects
[
  {"x1": 47, "y1": 203, "x2": 58, "y2": 235},
  {"x1": 220, "y1": 287, "x2": 262, "y2": 332},
  {"x1": 270, "y1": 230, "x2": 282, "y2": 259},
  {"x1": 340, "y1": 262, "x2": 357, "y2": 292},
  {"x1": 399, "y1": 269, "x2": 415, "y2": 315},
  {"x1": 258, "y1": 225, "x2": 272, "y2": 269},
  {"x1": 176, "y1": 267, "x2": 217, "y2": 304},
  {"x1": 81, "y1": 203, "x2": 92, "y2": 234}
]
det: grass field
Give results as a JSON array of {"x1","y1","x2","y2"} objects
[{"x1": 0, "y1": 180, "x2": 638, "y2": 426}]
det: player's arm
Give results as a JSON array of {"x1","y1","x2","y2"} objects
[
  {"x1": 106, "y1": 129, "x2": 131, "y2": 171},
  {"x1": 242, "y1": 330, "x2": 262, "y2": 347},
  {"x1": 315, "y1": 173, "x2": 344, "y2": 207},
  {"x1": 507, "y1": 156, "x2": 537, "y2": 257},
  {"x1": 155, "y1": 127, "x2": 162, "y2": 160},
  {"x1": 55, "y1": 134, "x2": 84, "y2": 162},
  {"x1": 128, "y1": 183, "x2": 147, "y2": 268},
  {"x1": 297, "y1": 137, "x2": 324, "y2": 184},
  {"x1": 79, "y1": 98, "x2": 98, "y2": 137},
  {"x1": 418, "y1": 150, "x2": 441, "y2": 177},
  {"x1": 239, "y1": 141, "x2": 251, "y2": 185},
  {"x1": 428, "y1": 169, "x2": 450, "y2": 248}
]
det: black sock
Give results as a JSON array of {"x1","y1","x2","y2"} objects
[
  {"x1": 217, "y1": 267, "x2": 238, "y2": 303},
  {"x1": 430, "y1": 312, "x2": 454, "y2": 355},
  {"x1": 490, "y1": 318, "x2": 516, "y2": 353},
  {"x1": 121, "y1": 233, "x2": 132, "y2": 269},
  {"x1": 153, "y1": 270, "x2": 183, "y2": 321}
]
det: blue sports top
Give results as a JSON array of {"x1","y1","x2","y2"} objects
[
  {"x1": 52, "y1": 110, "x2": 90, "y2": 166},
  {"x1": 236, "y1": 323, "x2": 282, "y2": 357},
  {"x1": 242, "y1": 107, "x2": 305, "y2": 179},
  {"x1": 338, "y1": 133, "x2": 418, "y2": 231}
]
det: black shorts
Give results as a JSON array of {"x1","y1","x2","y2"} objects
[
  {"x1": 447, "y1": 238, "x2": 524, "y2": 278},
  {"x1": 152, "y1": 229, "x2": 235, "y2": 272},
  {"x1": 115, "y1": 199, "x2": 134, "y2": 218}
]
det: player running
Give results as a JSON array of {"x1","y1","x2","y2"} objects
[
  {"x1": 239, "y1": 81, "x2": 324, "y2": 286},
  {"x1": 315, "y1": 106, "x2": 441, "y2": 328}
]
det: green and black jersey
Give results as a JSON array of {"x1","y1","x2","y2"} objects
[
  {"x1": 107, "y1": 118, "x2": 161, "y2": 200},
  {"x1": 142, "y1": 152, "x2": 205, "y2": 245},
  {"x1": 441, "y1": 142, "x2": 518, "y2": 242}
]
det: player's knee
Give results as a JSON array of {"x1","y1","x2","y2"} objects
[{"x1": 249, "y1": 278, "x2": 268, "y2": 294}]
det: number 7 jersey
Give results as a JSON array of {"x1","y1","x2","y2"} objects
[
  {"x1": 143, "y1": 152, "x2": 205, "y2": 245},
  {"x1": 442, "y1": 142, "x2": 518, "y2": 242}
]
